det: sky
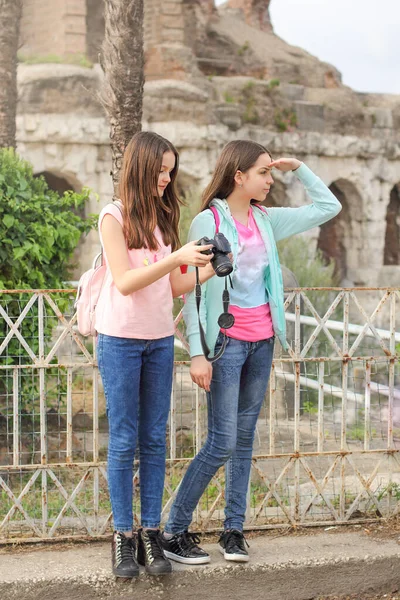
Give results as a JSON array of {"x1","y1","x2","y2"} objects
[{"x1": 216, "y1": 0, "x2": 400, "y2": 95}]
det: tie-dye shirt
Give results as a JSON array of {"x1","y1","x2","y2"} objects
[{"x1": 224, "y1": 208, "x2": 274, "y2": 341}]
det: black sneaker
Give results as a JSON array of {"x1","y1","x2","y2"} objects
[
  {"x1": 219, "y1": 529, "x2": 249, "y2": 562},
  {"x1": 137, "y1": 529, "x2": 172, "y2": 575},
  {"x1": 112, "y1": 531, "x2": 140, "y2": 578},
  {"x1": 161, "y1": 530, "x2": 210, "y2": 565}
]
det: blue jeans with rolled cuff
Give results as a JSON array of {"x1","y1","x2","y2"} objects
[{"x1": 98, "y1": 333, "x2": 174, "y2": 531}]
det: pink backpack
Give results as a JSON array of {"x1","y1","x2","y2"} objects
[{"x1": 74, "y1": 202, "x2": 122, "y2": 337}]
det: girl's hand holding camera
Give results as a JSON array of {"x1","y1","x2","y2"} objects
[{"x1": 175, "y1": 240, "x2": 213, "y2": 268}]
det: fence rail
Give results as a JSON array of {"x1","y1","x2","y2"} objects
[{"x1": 0, "y1": 287, "x2": 399, "y2": 541}]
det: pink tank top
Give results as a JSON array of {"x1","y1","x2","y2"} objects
[{"x1": 95, "y1": 203, "x2": 175, "y2": 339}]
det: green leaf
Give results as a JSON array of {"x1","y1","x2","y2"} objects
[{"x1": 3, "y1": 214, "x2": 15, "y2": 228}]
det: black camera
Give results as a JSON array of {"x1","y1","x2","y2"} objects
[{"x1": 197, "y1": 232, "x2": 233, "y2": 277}]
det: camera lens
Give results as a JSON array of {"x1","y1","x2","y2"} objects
[{"x1": 213, "y1": 254, "x2": 233, "y2": 277}]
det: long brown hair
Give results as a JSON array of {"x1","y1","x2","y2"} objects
[
  {"x1": 200, "y1": 140, "x2": 272, "y2": 211},
  {"x1": 118, "y1": 131, "x2": 182, "y2": 251}
]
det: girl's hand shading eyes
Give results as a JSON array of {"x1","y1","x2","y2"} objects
[{"x1": 269, "y1": 158, "x2": 302, "y2": 172}]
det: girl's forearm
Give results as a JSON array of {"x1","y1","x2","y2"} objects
[
  {"x1": 116, "y1": 253, "x2": 181, "y2": 296},
  {"x1": 171, "y1": 266, "x2": 215, "y2": 298}
]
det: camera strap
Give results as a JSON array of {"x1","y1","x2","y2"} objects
[{"x1": 194, "y1": 268, "x2": 234, "y2": 363}]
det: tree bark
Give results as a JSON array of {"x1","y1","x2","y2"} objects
[
  {"x1": 101, "y1": 0, "x2": 144, "y2": 194},
  {"x1": 0, "y1": 0, "x2": 22, "y2": 149}
]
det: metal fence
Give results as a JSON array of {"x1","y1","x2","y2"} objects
[{"x1": 0, "y1": 287, "x2": 399, "y2": 542}]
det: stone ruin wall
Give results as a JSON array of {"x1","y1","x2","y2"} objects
[
  {"x1": 15, "y1": 0, "x2": 400, "y2": 302},
  {"x1": 227, "y1": 0, "x2": 273, "y2": 32}
]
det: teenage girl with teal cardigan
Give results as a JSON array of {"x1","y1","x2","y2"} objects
[{"x1": 161, "y1": 140, "x2": 341, "y2": 564}]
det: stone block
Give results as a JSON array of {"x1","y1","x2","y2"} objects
[
  {"x1": 346, "y1": 268, "x2": 375, "y2": 287},
  {"x1": 280, "y1": 83, "x2": 305, "y2": 102},
  {"x1": 44, "y1": 143, "x2": 58, "y2": 157},
  {"x1": 161, "y1": 28, "x2": 185, "y2": 44},
  {"x1": 378, "y1": 266, "x2": 400, "y2": 287},
  {"x1": 65, "y1": 16, "x2": 86, "y2": 34},
  {"x1": 294, "y1": 101, "x2": 325, "y2": 133},
  {"x1": 162, "y1": 2, "x2": 183, "y2": 16},
  {"x1": 85, "y1": 149, "x2": 98, "y2": 174},
  {"x1": 21, "y1": 144, "x2": 46, "y2": 174},
  {"x1": 367, "y1": 107, "x2": 393, "y2": 129},
  {"x1": 65, "y1": 33, "x2": 86, "y2": 54},
  {"x1": 145, "y1": 45, "x2": 199, "y2": 81},
  {"x1": 144, "y1": 80, "x2": 208, "y2": 102},
  {"x1": 24, "y1": 114, "x2": 38, "y2": 132},
  {"x1": 66, "y1": 0, "x2": 86, "y2": 15},
  {"x1": 162, "y1": 15, "x2": 184, "y2": 29},
  {"x1": 99, "y1": 171, "x2": 114, "y2": 197},
  {"x1": 213, "y1": 103, "x2": 242, "y2": 131}
]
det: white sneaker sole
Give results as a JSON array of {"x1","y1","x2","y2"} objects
[
  {"x1": 163, "y1": 550, "x2": 210, "y2": 565},
  {"x1": 219, "y1": 545, "x2": 249, "y2": 562}
]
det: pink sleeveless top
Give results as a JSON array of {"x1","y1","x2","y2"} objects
[{"x1": 95, "y1": 203, "x2": 175, "y2": 339}]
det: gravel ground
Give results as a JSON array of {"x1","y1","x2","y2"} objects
[{"x1": 318, "y1": 596, "x2": 399, "y2": 599}]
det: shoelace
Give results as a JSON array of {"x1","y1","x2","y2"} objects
[
  {"x1": 144, "y1": 531, "x2": 164, "y2": 560},
  {"x1": 180, "y1": 531, "x2": 202, "y2": 550},
  {"x1": 116, "y1": 535, "x2": 135, "y2": 565},
  {"x1": 222, "y1": 530, "x2": 249, "y2": 552}
]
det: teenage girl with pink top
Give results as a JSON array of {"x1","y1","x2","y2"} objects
[
  {"x1": 161, "y1": 140, "x2": 341, "y2": 564},
  {"x1": 96, "y1": 131, "x2": 213, "y2": 578}
]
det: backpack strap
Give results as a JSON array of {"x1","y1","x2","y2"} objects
[
  {"x1": 209, "y1": 205, "x2": 220, "y2": 233},
  {"x1": 98, "y1": 201, "x2": 124, "y2": 267},
  {"x1": 255, "y1": 204, "x2": 268, "y2": 216},
  {"x1": 211, "y1": 204, "x2": 267, "y2": 227},
  {"x1": 113, "y1": 199, "x2": 123, "y2": 215}
]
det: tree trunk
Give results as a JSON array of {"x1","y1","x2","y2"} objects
[
  {"x1": 101, "y1": 0, "x2": 144, "y2": 194},
  {"x1": 0, "y1": 0, "x2": 22, "y2": 149}
]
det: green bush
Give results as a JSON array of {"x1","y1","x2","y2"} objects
[
  {"x1": 0, "y1": 148, "x2": 95, "y2": 289},
  {"x1": 274, "y1": 107, "x2": 298, "y2": 132},
  {"x1": 178, "y1": 186, "x2": 201, "y2": 245},
  {"x1": 0, "y1": 148, "x2": 96, "y2": 411},
  {"x1": 278, "y1": 234, "x2": 340, "y2": 327},
  {"x1": 268, "y1": 78, "x2": 280, "y2": 89},
  {"x1": 277, "y1": 235, "x2": 337, "y2": 291},
  {"x1": 223, "y1": 91, "x2": 235, "y2": 104},
  {"x1": 240, "y1": 81, "x2": 260, "y2": 124}
]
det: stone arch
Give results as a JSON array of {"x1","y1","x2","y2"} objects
[
  {"x1": 383, "y1": 183, "x2": 400, "y2": 265},
  {"x1": 34, "y1": 170, "x2": 85, "y2": 219},
  {"x1": 317, "y1": 179, "x2": 363, "y2": 281},
  {"x1": 34, "y1": 170, "x2": 81, "y2": 194}
]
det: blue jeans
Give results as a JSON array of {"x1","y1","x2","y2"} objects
[
  {"x1": 98, "y1": 333, "x2": 174, "y2": 531},
  {"x1": 165, "y1": 333, "x2": 274, "y2": 533}
]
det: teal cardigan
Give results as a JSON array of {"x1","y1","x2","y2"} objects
[{"x1": 183, "y1": 163, "x2": 342, "y2": 356}]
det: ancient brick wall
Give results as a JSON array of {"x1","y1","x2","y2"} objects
[
  {"x1": 86, "y1": 0, "x2": 104, "y2": 63},
  {"x1": 227, "y1": 0, "x2": 272, "y2": 32},
  {"x1": 20, "y1": 0, "x2": 87, "y2": 57},
  {"x1": 20, "y1": 0, "x2": 208, "y2": 80},
  {"x1": 144, "y1": 0, "x2": 201, "y2": 81}
]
